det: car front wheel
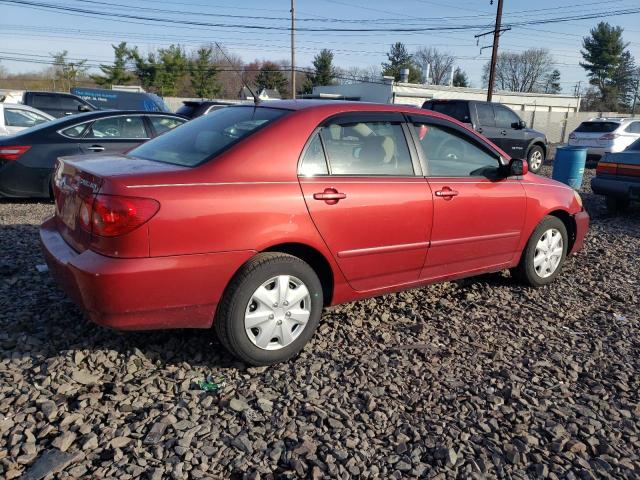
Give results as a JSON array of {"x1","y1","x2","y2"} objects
[
  {"x1": 514, "y1": 216, "x2": 568, "y2": 287},
  {"x1": 215, "y1": 253, "x2": 323, "y2": 365},
  {"x1": 527, "y1": 145, "x2": 545, "y2": 173}
]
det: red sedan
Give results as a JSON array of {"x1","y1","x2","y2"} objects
[{"x1": 41, "y1": 101, "x2": 589, "y2": 365}]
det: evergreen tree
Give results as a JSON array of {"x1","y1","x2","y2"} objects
[
  {"x1": 381, "y1": 42, "x2": 421, "y2": 82},
  {"x1": 190, "y1": 47, "x2": 221, "y2": 99},
  {"x1": 580, "y1": 22, "x2": 628, "y2": 109},
  {"x1": 303, "y1": 49, "x2": 336, "y2": 94},
  {"x1": 452, "y1": 68, "x2": 469, "y2": 87},
  {"x1": 613, "y1": 51, "x2": 637, "y2": 109},
  {"x1": 255, "y1": 61, "x2": 288, "y2": 95},
  {"x1": 92, "y1": 42, "x2": 132, "y2": 88},
  {"x1": 543, "y1": 69, "x2": 562, "y2": 94}
]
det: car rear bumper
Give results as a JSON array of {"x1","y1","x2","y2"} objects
[
  {"x1": 570, "y1": 210, "x2": 589, "y2": 255},
  {"x1": 40, "y1": 216, "x2": 254, "y2": 330},
  {"x1": 591, "y1": 177, "x2": 640, "y2": 200}
]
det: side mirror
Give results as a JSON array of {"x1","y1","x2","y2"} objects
[
  {"x1": 78, "y1": 104, "x2": 91, "y2": 112},
  {"x1": 511, "y1": 120, "x2": 526, "y2": 130},
  {"x1": 509, "y1": 158, "x2": 528, "y2": 176}
]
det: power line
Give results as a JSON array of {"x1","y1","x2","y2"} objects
[{"x1": 2, "y1": 0, "x2": 640, "y2": 32}]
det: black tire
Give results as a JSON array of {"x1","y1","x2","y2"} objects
[
  {"x1": 605, "y1": 196, "x2": 629, "y2": 213},
  {"x1": 527, "y1": 145, "x2": 545, "y2": 173},
  {"x1": 214, "y1": 253, "x2": 323, "y2": 366},
  {"x1": 513, "y1": 216, "x2": 568, "y2": 287}
]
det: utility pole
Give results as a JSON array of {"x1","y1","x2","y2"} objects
[
  {"x1": 291, "y1": 0, "x2": 296, "y2": 99},
  {"x1": 486, "y1": 0, "x2": 504, "y2": 102},
  {"x1": 574, "y1": 80, "x2": 582, "y2": 98},
  {"x1": 632, "y1": 76, "x2": 639, "y2": 116}
]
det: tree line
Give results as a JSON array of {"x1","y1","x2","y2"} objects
[{"x1": 0, "y1": 21, "x2": 637, "y2": 112}]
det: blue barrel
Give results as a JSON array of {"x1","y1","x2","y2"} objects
[{"x1": 552, "y1": 146, "x2": 587, "y2": 190}]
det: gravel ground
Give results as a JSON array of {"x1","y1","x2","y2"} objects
[{"x1": 0, "y1": 167, "x2": 638, "y2": 480}]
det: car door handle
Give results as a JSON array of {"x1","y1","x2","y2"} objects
[
  {"x1": 500, "y1": 129, "x2": 507, "y2": 135},
  {"x1": 87, "y1": 145, "x2": 105, "y2": 152},
  {"x1": 313, "y1": 188, "x2": 346, "y2": 204},
  {"x1": 435, "y1": 188, "x2": 459, "y2": 199}
]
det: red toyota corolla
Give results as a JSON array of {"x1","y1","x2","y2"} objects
[{"x1": 41, "y1": 101, "x2": 589, "y2": 365}]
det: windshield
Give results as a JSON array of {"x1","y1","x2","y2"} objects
[
  {"x1": 128, "y1": 106, "x2": 289, "y2": 167},
  {"x1": 575, "y1": 121, "x2": 620, "y2": 133}
]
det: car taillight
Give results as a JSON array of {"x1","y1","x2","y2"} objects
[
  {"x1": 596, "y1": 162, "x2": 617, "y2": 175},
  {"x1": 599, "y1": 133, "x2": 619, "y2": 141},
  {"x1": 80, "y1": 195, "x2": 160, "y2": 237},
  {"x1": 568, "y1": 132, "x2": 577, "y2": 140},
  {"x1": 0, "y1": 145, "x2": 31, "y2": 161}
]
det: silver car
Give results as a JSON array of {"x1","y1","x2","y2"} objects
[
  {"x1": 568, "y1": 117, "x2": 640, "y2": 164},
  {"x1": 0, "y1": 103, "x2": 54, "y2": 136}
]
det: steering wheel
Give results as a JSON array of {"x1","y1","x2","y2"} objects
[
  {"x1": 435, "y1": 137, "x2": 466, "y2": 161},
  {"x1": 104, "y1": 127, "x2": 120, "y2": 137}
]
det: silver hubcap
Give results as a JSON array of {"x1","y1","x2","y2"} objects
[
  {"x1": 534, "y1": 228, "x2": 563, "y2": 278},
  {"x1": 244, "y1": 275, "x2": 311, "y2": 350},
  {"x1": 529, "y1": 150, "x2": 543, "y2": 170}
]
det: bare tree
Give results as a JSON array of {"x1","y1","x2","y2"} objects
[
  {"x1": 413, "y1": 47, "x2": 455, "y2": 85},
  {"x1": 482, "y1": 48, "x2": 555, "y2": 93},
  {"x1": 335, "y1": 65, "x2": 381, "y2": 84}
]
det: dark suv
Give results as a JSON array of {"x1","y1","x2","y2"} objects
[
  {"x1": 22, "y1": 91, "x2": 96, "y2": 118},
  {"x1": 423, "y1": 99, "x2": 548, "y2": 173}
]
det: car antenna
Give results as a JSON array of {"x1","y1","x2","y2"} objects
[{"x1": 213, "y1": 42, "x2": 260, "y2": 106}]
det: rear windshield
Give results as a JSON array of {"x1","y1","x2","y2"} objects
[
  {"x1": 626, "y1": 138, "x2": 640, "y2": 151},
  {"x1": 575, "y1": 121, "x2": 620, "y2": 133},
  {"x1": 423, "y1": 101, "x2": 471, "y2": 123},
  {"x1": 128, "y1": 106, "x2": 288, "y2": 167}
]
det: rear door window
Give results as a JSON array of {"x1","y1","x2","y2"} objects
[
  {"x1": 320, "y1": 120, "x2": 414, "y2": 176},
  {"x1": 86, "y1": 116, "x2": 148, "y2": 139},
  {"x1": 129, "y1": 106, "x2": 288, "y2": 167},
  {"x1": 299, "y1": 133, "x2": 329, "y2": 176},
  {"x1": 575, "y1": 122, "x2": 620, "y2": 133},
  {"x1": 475, "y1": 103, "x2": 496, "y2": 127}
]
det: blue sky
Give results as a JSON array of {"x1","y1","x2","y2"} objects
[{"x1": 1, "y1": 0, "x2": 639, "y2": 93}]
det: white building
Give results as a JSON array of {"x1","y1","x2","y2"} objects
[{"x1": 311, "y1": 79, "x2": 581, "y2": 113}]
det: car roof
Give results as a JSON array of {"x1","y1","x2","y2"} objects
[{"x1": 233, "y1": 99, "x2": 428, "y2": 114}]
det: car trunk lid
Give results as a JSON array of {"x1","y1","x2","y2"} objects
[
  {"x1": 53, "y1": 154, "x2": 184, "y2": 253},
  {"x1": 596, "y1": 151, "x2": 640, "y2": 178}
]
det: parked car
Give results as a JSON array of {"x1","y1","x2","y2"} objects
[
  {"x1": 568, "y1": 117, "x2": 640, "y2": 165},
  {"x1": 0, "y1": 111, "x2": 186, "y2": 198},
  {"x1": 20, "y1": 91, "x2": 97, "y2": 118},
  {"x1": 175, "y1": 100, "x2": 236, "y2": 119},
  {"x1": 591, "y1": 137, "x2": 640, "y2": 211},
  {"x1": 71, "y1": 87, "x2": 172, "y2": 113},
  {"x1": 422, "y1": 99, "x2": 548, "y2": 173},
  {"x1": 0, "y1": 103, "x2": 54, "y2": 136},
  {"x1": 40, "y1": 101, "x2": 588, "y2": 365}
]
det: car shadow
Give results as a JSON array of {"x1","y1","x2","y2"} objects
[{"x1": 0, "y1": 223, "x2": 243, "y2": 371}]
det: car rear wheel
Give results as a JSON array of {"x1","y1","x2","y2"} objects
[
  {"x1": 513, "y1": 216, "x2": 568, "y2": 287},
  {"x1": 215, "y1": 253, "x2": 323, "y2": 365},
  {"x1": 605, "y1": 196, "x2": 629, "y2": 213},
  {"x1": 527, "y1": 145, "x2": 545, "y2": 173}
]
